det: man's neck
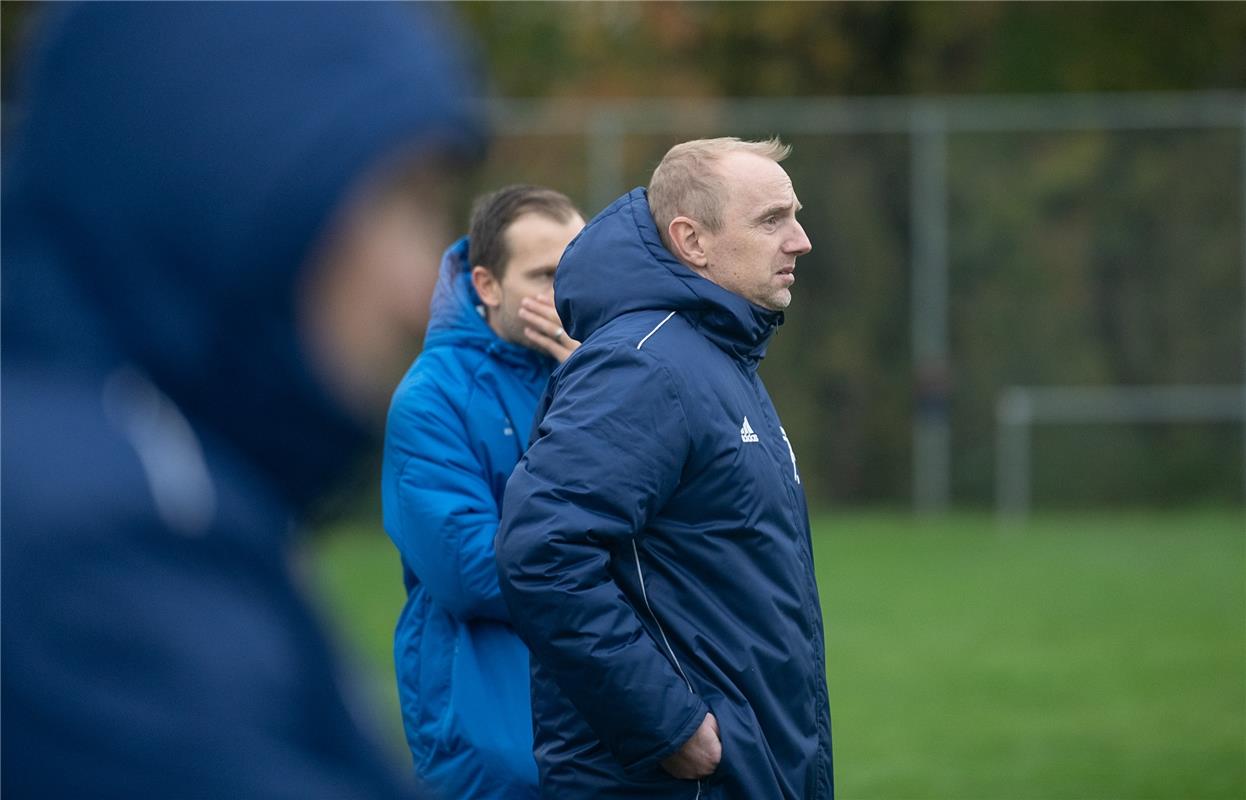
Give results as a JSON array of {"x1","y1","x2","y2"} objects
[{"x1": 482, "y1": 310, "x2": 508, "y2": 343}]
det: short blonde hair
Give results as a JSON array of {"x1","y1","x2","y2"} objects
[{"x1": 648, "y1": 137, "x2": 791, "y2": 248}]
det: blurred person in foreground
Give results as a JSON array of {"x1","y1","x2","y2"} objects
[
  {"x1": 496, "y1": 138, "x2": 833, "y2": 799},
  {"x1": 381, "y1": 185, "x2": 584, "y2": 798},
  {"x1": 1, "y1": 3, "x2": 484, "y2": 797}
]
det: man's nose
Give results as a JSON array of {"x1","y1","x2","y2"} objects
[{"x1": 786, "y1": 220, "x2": 812, "y2": 256}]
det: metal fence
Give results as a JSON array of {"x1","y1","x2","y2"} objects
[
  {"x1": 473, "y1": 92, "x2": 1236, "y2": 510},
  {"x1": 996, "y1": 385, "x2": 1246, "y2": 521},
  {"x1": 479, "y1": 92, "x2": 1246, "y2": 512}
]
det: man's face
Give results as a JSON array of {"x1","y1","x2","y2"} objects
[
  {"x1": 300, "y1": 164, "x2": 452, "y2": 423},
  {"x1": 697, "y1": 152, "x2": 812, "y2": 311},
  {"x1": 481, "y1": 211, "x2": 585, "y2": 347}
]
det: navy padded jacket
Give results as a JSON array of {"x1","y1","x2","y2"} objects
[
  {"x1": 496, "y1": 188, "x2": 833, "y2": 800},
  {"x1": 1, "y1": 4, "x2": 482, "y2": 797}
]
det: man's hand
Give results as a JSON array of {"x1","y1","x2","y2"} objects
[
  {"x1": 660, "y1": 712, "x2": 721, "y2": 780},
  {"x1": 518, "y1": 292, "x2": 579, "y2": 363}
]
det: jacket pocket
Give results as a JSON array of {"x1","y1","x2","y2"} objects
[{"x1": 699, "y1": 697, "x2": 777, "y2": 799}]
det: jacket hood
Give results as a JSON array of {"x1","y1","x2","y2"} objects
[
  {"x1": 1, "y1": 2, "x2": 486, "y2": 509},
  {"x1": 423, "y1": 237, "x2": 553, "y2": 374},
  {"x1": 554, "y1": 187, "x2": 783, "y2": 364}
]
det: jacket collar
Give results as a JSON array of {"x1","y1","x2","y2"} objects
[{"x1": 555, "y1": 188, "x2": 783, "y2": 367}]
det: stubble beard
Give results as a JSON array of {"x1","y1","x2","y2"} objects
[{"x1": 757, "y1": 285, "x2": 792, "y2": 311}]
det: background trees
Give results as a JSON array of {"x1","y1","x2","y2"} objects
[{"x1": 5, "y1": 1, "x2": 1243, "y2": 508}]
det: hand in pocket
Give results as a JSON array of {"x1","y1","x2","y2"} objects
[{"x1": 660, "y1": 712, "x2": 721, "y2": 779}]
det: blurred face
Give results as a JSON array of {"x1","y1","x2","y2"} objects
[
  {"x1": 300, "y1": 161, "x2": 451, "y2": 423},
  {"x1": 696, "y1": 152, "x2": 811, "y2": 311},
  {"x1": 473, "y1": 211, "x2": 584, "y2": 347}
]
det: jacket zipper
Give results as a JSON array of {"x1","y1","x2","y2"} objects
[{"x1": 748, "y1": 373, "x2": 828, "y2": 750}]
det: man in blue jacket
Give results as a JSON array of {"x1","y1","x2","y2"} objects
[
  {"x1": 1, "y1": 4, "x2": 483, "y2": 798},
  {"x1": 496, "y1": 138, "x2": 834, "y2": 799},
  {"x1": 382, "y1": 185, "x2": 585, "y2": 798}
]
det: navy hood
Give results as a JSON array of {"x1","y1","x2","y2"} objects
[
  {"x1": 554, "y1": 187, "x2": 783, "y2": 364},
  {"x1": 1, "y1": 2, "x2": 486, "y2": 509}
]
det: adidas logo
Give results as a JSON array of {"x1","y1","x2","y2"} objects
[{"x1": 740, "y1": 416, "x2": 759, "y2": 443}]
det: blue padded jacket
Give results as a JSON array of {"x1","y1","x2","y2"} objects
[
  {"x1": 382, "y1": 238, "x2": 549, "y2": 798},
  {"x1": 496, "y1": 189, "x2": 834, "y2": 800}
]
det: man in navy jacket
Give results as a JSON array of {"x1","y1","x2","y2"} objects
[
  {"x1": 382, "y1": 186, "x2": 584, "y2": 798},
  {"x1": 496, "y1": 138, "x2": 834, "y2": 799},
  {"x1": 2, "y1": 4, "x2": 483, "y2": 797}
]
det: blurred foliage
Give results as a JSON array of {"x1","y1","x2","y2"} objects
[
  {"x1": 4, "y1": 2, "x2": 1243, "y2": 508},
  {"x1": 945, "y1": 128, "x2": 1243, "y2": 505},
  {"x1": 458, "y1": 2, "x2": 1246, "y2": 97},
  {"x1": 453, "y1": 1, "x2": 1246, "y2": 507}
]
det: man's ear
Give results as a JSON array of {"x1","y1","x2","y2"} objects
[
  {"x1": 470, "y1": 265, "x2": 502, "y2": 310},
  {"x1": 667, "y1": 217, "x2": 709, "y2": 270}
]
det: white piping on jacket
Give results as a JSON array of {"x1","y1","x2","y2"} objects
[
  {"x1": 631, "y1": 540, "x2": 693, "y2": 693},
  {"x1": 633, "y1": 313, "x2": 707, "y2": 797},
  {"x1": 637, "y1": 311, "x2": 678, "y2": 350},
  {"x1": 103, "y1": 366, "x2": 217, "y2": 537},
  {"x1": 633, "y1": 546, "x2": 705, "y2": 799}
]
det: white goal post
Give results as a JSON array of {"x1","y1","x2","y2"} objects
[{"x1": 995, "y1": 385, "x2": 1246, "y2": 520}]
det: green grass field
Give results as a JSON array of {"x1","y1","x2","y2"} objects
[{"x1": 310, "y1": 511, "x2": 1245, "y2": 799}]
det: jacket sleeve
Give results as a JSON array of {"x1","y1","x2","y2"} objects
[
  {"x1": 382, "y1": 372, "x2": 510, "y2": 623},
  {"x1": 495, "y1": 344, "x2": 708, "y2": 774}
]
